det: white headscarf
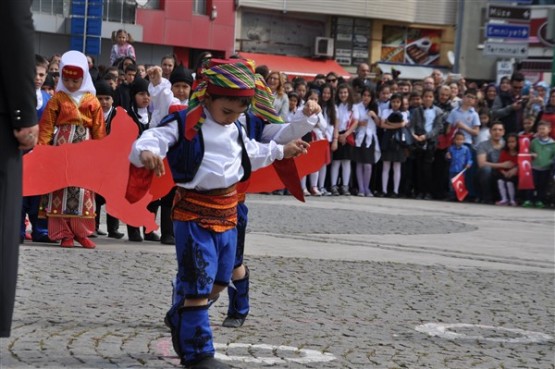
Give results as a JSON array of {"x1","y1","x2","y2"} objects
[{"x1": 56, "y1": 50, "x2": 96, "y2": 101}]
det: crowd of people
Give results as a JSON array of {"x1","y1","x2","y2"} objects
[
  {"x1": 26, "y1": 35, "x2": 555, "y2": 252},
  {"x1": 262, "y1": 63, "x2": 555, "y2": 209}
]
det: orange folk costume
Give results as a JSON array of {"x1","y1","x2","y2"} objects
[{"x1": 38, "y1": 51, "x2": 106, "y2": 245}]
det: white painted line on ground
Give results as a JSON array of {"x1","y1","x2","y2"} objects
[{"x1": 415, "y1": 322, "x2": 554, "y2": 344}]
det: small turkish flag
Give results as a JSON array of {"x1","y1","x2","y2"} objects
[
  {"x1": 518, "y1": 153, "x2": 534, "y2": 190},
  {"x1": 451, "y1": 170, "x2": 468, "y2": 202},
  {"x1": 518, "y1": 134, "x2": 532, "y2": 154}
]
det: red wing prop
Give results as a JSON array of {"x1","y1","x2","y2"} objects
[{"x1": 23, "y1": 107, "x2": 159, "y2": 232}]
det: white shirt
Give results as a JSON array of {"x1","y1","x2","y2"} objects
[
  {"x1": 129, "y1": 108, "x2": 284, "y2": 191},
  {"x1": 237, "y1": 108, "x2": 319, "y2": 145},
  {"x1": 336, "y1": 102, "x2": 359, "y2": 132}
]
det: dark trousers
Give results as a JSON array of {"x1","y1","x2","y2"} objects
[
  {"x1": 0, "y1": 119, "x2": 23, "y2": 337},
  {"x1": 432, "y1": 149, "x2": 450, "y2": 199},
  {"x1": 413, "y1": 148, "x2": 435, "y2": 196},
  {"x1": 95, "y1": 194, "x2": 120, "y2": 233}
]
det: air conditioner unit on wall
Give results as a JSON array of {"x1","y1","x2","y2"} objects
[{"x1": 314, "y1": 37, "x2": 334, "y2": 58}]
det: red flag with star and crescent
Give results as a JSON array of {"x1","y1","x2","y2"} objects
[
  {"x1": 518, "y1": 153, "x2": 534, "y2": 190},
  {"x1": 451, "y1": 170, "x2": 468, "y2": 202}
]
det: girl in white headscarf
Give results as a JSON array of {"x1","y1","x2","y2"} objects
[{"x1": 38, "y1": 50, "x2": 106, "y2": 249}]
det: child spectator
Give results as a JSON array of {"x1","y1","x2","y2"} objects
[
  {"x1": 303, "y1": 89, "x2": 329, "y2": 196},
  {"x1": 475, "y1": 106, "x2": 491, "y2": 147},
  {"x1": 294, "y1": 79, "x2": 308, "y2": 109},
  {"x1": 410, "y1": 88, "x2": 444, "y2": 200},
  {"x1": 42, "y1": 73, "x2": 56, "y2": 96},
  {"x1": 125, "y1": 77, "x2": 165, "y2": 242},
  {"x1": 110, "y1": 29, "x2": 136, "y2": 66},
  {"x1": 496, "y1": 133, "x2": 519, "y2": 206},
  {"x1": 169, "y1": 64, "x2": 194, "y2": 106},
  {"x1": 318, "y1": 83, "x2": 337, "y2": 195},
  {"x1": 520, "y1": 114, "x2": 536, "y2": 138},
  {"x1": 377, "y1": 83, "x2": 391, "y2": 116},
  {"x1": 129, "y1": 59, "x2": 310, "y2": 369},
  {"x1": 286, "y1": 91, "x2": 299, "y2": 122},
  {"x1": 354, "y1": 86, "x2": 380, "y2": 197},
  {"x1": 37, "y1": 50, "x2": 106, "y2": 248},
  {"x1": 330, "y1": 83, "x2": 359, "y2": 195},
  {"x1": 113, "y1": 64, "x2": 137, "y2": 111},
  {"x1": 446, "y1": 131, "x2": 472, "y2": 200},
  {"x1": 378, "y1": 93, "x2": 408, "y2": 197},
  {"x1": 523, "y1": 121, "x2": 555, "y2": 208},
  {"x1": 20, "y1": 55, "x2": 56, "y2": 244},
  {"x1": 92, "y1": 80, "x2": 125, "y2": 239}
]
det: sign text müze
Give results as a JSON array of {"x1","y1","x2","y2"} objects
[{"x1": 488, "y1": 5, "x2": 531, "y2": 22}]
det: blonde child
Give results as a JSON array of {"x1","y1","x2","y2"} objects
[
  {"x1": 38, "y1": 50, "x2": 106, "y2": 248},
  {"x1": 110, "y1": 29, "x2": 136, "y2": 66}
]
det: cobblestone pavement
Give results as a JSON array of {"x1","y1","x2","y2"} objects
[{"x1": 1, "y1": 195, "x2": 554, "y2": 369}]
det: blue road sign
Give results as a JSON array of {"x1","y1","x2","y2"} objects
[{"x1": 485, "y1": 23, "x2": 530, "y2": 40}]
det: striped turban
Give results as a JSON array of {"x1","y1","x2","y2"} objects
[{"x1": 184, "y1": 58, "x2": 282, "y2": 140}]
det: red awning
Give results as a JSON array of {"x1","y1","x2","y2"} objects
[{"x1": 239, "y1": 52, "x2": 351, "y2": 80}]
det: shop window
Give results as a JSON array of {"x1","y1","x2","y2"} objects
[{"x1": 32, "y1": 0, "x2": 65, "y2": 15}]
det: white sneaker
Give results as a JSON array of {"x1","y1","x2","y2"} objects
[
  {"x1": 310, "y1": 187, "x2": 322, "y2": 196},
  {"x1": 303, "y1": 189, "x2": 311, "y2": 196},
  {"x1": 320, "y1": 187, "x2": 332, "y2": 196}
]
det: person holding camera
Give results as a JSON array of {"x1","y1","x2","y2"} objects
[{"x1": 491, "y1": 72, "x2": 526, "y2": 135}]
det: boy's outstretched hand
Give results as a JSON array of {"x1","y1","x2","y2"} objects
[
  {"x1": 302, "y1": 100, "x2": 321, "y2": 117},
  {"x1": 139, "y1": 150, "x2": 165, "y2": 176},
  {"x1": 146, "y1": 66, "x2": 163, "y2": 86},
  {"x1": 283, "y1": 139, "x2": 310, "y2": 159}
]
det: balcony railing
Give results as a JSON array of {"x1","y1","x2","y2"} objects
[{"x1": 32, "y1": 0, "x2": 161, "y2": 24}]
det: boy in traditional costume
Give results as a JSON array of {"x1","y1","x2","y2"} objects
[{"x1": 129, "y1": 59, "x2": 318, "y2": 369}]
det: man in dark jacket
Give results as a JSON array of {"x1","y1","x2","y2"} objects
[
  {"x1": 491, "y1": 72, "x2": 526, "y2": 134},
  {"x1": 0, "y1": 0, "x2": 38, "y2": 337}
]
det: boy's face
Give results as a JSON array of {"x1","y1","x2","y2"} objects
[
  {"x1": 479, "y1": 114, "x2": 489, "y2": 125},
  {"x1": 134, "y1": 91, "x2": 150, "y2": 108},
  {"x1": 97, "y1": 95, "x2": 113, "y2": 112},
  {"x1": 422, "y1": 92, "x2": 434, "y2": 107},
  {"x1": 462, "y1": 93, "x2": 476, "y2": 108},
  {"x1": 124, "y1": 70, "x2": 136, "y2": 84},
  {"x1": 171, "y1": 82, "x2": 191, "y2": 101},
  {"x1": 410, "y1": 96, "x2": 422, "y2": 107},
  {"x1": 35, "y1": 66, "x2": 47, "y2": 89},
  {"x1": 537, "y1": 125, "x2": 550, "y2": 138},
  {"x1": 62, "y1": 77, "x2": 83, "y2": 93},
  {"x1": 454, "y1": 134, "x2": 465, "y2": 147},
  {"x1": 205, "y1": 95, "x2": 248, "y2": 126}
]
